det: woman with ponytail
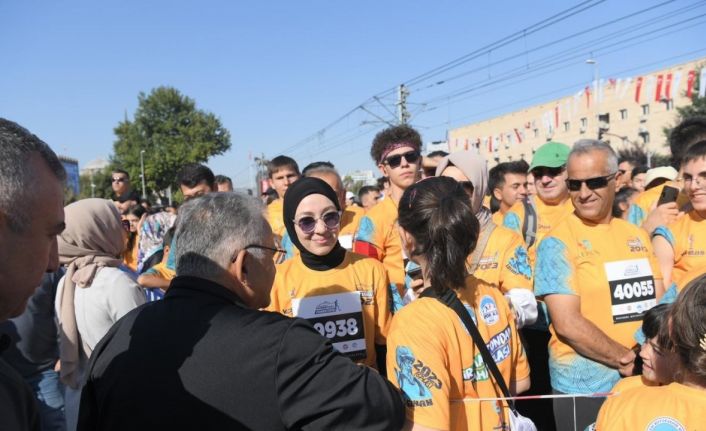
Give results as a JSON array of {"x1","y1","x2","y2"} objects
[{"x1": 386, "y1": 176, "x2": 530, "y2": 431}]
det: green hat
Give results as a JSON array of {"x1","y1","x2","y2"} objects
[{"x1": 529, "y1": 142, "x2": 570, "y2": 171}]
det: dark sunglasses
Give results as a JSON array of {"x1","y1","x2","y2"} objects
[
  {"x1": 112, "y1": 177, "x2": 128, "y2": 183},
  {"x1": 121, "y1": 219, "x2": 131, "y2": 232},
  {"x1": 531, "y1": 166, "x2": 565, "y2": 178},
  {"x1": 566, "y1": 173, "x2": 616, "y2": 192},
  {"x1": 294, "y1": 211, "x2": 341, "y2": 234},
  {"x1": 383, "y1": 151, "x2": 420, "y2": 169}
]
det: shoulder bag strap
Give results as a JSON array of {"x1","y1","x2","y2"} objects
[{"x1": 465, "y1": 222, "x2": 496, "y2": 275}]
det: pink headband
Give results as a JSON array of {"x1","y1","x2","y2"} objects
[{"x1": 379, "y1": 141, "x2": 419, "y2": 164}]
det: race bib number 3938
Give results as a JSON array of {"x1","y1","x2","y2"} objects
[
  {"x1": 292, "y1": 292, "x2": 367, "y2": 360},
  {"x1": 604, "y1": 258, "x2": 657, "y2": 324}
]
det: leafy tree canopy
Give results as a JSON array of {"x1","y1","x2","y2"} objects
[{"x1": 112, "y1": 86, "x2": 231, "y2": 193}]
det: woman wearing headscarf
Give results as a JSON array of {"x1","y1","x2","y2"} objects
[
  {"x1": 56, "y1": 199, "x2": 146, "y2": 430},
  {"x1": 266, "y1": 177, "x2": 391, "y2": 369},
  {"x1": 435, "y1": 151, "x2": 537, "y2": 329}
]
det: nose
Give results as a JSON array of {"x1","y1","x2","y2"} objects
[
  {"x1": 578, "y1": 182, "x2": 593, "y2": 199},
  {"x1": 399, "y1": 155, "x2": 410, "y2": 168},
  {"x1": 313, "y1": 218, "x2": 328, "y2": 235},
  {"x1": 46, "y1": 236, "x2": 60, "y2": 273}
]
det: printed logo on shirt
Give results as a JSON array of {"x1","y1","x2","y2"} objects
[
  {"x1": 358, "y1": 289, "x2": 374, "y2": 306},
  {"x1": 577, "y1": 239, "x2": 599, "y2": 257},
  {"x1": 314, "y1": 300, "x2": 342, "y2": 315},
  {"x1": 486, "y1": 325, "x2": 512, "y2": 364},
  {"x1": 506, "y1": 246, "x2": 532, "y2": 279},
  {"x1": 480, "y1": 295, "x2": 500, "y2": 325},
  {"x1": 395, "y1": 346, "x2": 440, "y2": 407},
  {"x1": 646, "y1": 416, "x2": 686, "y2": 431},
  {"x1": 478, "y1": 253, "x2": 499, "y2": 270},
  {"x1": 686, "y1": 234, "x2": 705, "y2": 256},
  {"x1": 627, "y1": 237, "x2": 648, "y2": 253},
  {"x1": 462, "y1": 353, "x2": 489, "y2": 382}
]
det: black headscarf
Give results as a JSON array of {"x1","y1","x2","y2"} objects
[{"x1": 283, "y1": 177, "x2": 346, "y2": 271}]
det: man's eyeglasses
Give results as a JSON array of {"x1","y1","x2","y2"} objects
[
  {"x1": 232, "y1": 244, "x2": 286, "y2": 263},
  {"x1": 531, "y1": 166, "x2": 565, "y2": 178},
  {"x1": 566, "y1": 173, "x2": 616, "y2": 192},
  {"x1": 383, "y1": 151, "x2": 420, "y2": 169},
  {"x1": 294, "y1": 211, "x2": 341, "y2": 234},
  {"x1": 684, "y1": 175, "x2": 706, "y2": 188},
  {"x1": 112, "y1": 177, "x2": 128, "y2": 183}
]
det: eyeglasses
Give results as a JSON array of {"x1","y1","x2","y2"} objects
[
  {"x1": 121, "y1": 219, "x2": 131, "y2": 232},
  {"x1": 232, "y1": 244, "x2": 286, "y2": 263},
  {"x1": 383, "y1": 151, "x2": 421, "y2": 169},
  {"x1": 566, "y1": 173, "x2": 617, "y2": 192},
  {"x1": 684, "y1": 175, "x2": 706, "y2": 188},
  {"x1": 531, "y1": 166, "x2": 565, "y2": 178},
  {"x1": 293, "y1": 211, "x2": 341, "y2": 234},
  {"x1": 112, "y1": 177, "x2": 128, "y2": 183}
]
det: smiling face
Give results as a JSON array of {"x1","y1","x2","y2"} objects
[
  {"x1": 567, "y1": 150, "x2": 616, "y2": 224},
  {"x1": 682, "y1": 156, "x2": 706, "y2": 214},
  {"x1": 531, "y1": 165, "x2": 568, "y2": 205},
  {"x1": 640, "y1": 336, "x2": 677, "y2": 385},
  {"x1": 293, "y1": 194, "x2": 340, "y2": 256}
]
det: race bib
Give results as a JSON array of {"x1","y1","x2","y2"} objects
[
  {"x1": 604, "y1": 258, "x2": 657, "y2": 324},
  {"x1": 292, "y1": 292, "x2": 367, "y2": 360},
  {"x1": 338, "y1": 234, "x2": 353, "y2": 250}
]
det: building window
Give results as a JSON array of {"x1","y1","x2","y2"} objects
[
  {"x1": 581, "y1": 117, "x2": 588, "y2": 128},
  {"x1": 666, "y1": 99, "x2": 674, "y2": 110},
  {"x1": 533, "y1": 128, "x2": 539, "y2": 138},
  {"x1": 642, "y1": 104, "x2": 650, "y2": 115},
  {"x1": 620, "y1": 109, "x2": 628, "y2": 120},
  {"x1": 598, "y1": 113, "x2": 610, "y2": 124},
  {"x1": 563, "y1": 121, "x2": 570, "y2": 132},
  {"x1": 641, "y1": 132, "x2": 650, "y2": 144}
]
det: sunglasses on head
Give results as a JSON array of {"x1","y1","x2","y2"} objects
[
  {"x1": 383, "y1": 151, "x2": 420, "y2": 169},
  {"x1": 294, "y1": 211, "x2": 341, "y2": 234},
  {"x1": 566, "y1": 173, "x2": 616, "y2": 192},
  {"x1": 531, "y1": 166, "x2": 565, "y2": 178}
]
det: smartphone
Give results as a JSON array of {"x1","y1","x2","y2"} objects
[
  {"x1": 406, "y1": 266, "x2": 423, "y2": 281},
  {"x1": 657, "y1": 185, "x2": 679, "y2": 206}
]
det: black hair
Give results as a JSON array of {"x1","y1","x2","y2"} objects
[
  {"x1": 376, "y1": 177, "x2": 389, "y2": 189},
  {"x1": 358, "y1": 185, "x2": 381, "y2": 201},
  {"x1": 489, "y1": 195, "x2": 501, "y2": 214},
  {"x1": 631, "y1": 164, "x2": 648, "y2": 178},
  {"x1": 618, "y1": 157, "x2": 637, "y2": 167},
  {"x1": 488, "y1": 160, "x2": 529, "y2": 195},
  {"x1": 112, "y1": 168, "x2": 130, "y2": 179},
  {"x1": 370, "y1": 125, "x2": 422, "y2": 164},
  {"x1": 426, "y1": 150, "x2": 449, "y2": 158},
  {"x1": 126, "y1": 204, "x2": 147, "y2": 219},
  {"x1": 177, "y1": 163, "x2": 215, "y2": 189},
  {"x1": 642, "y1": 303, "x2": 670, "y2": 340},
  {"x1": 163, "y1": 227, "x2": 176, "y2": 249},
  {"x1": 612, "y1": 187, "x2": 638, "y2": 218},
  {"x1": 214, "y1": 175, "x2": 232, "y2": 185},
  {"x1": 669, "y1": 117, "x2": 706, "y2": 169},
  {"x1": 267, "y1": 155, "x2": 300, "y2": 178},
  {"x1": 302, "y1": 161, "x2": 335, "y2": 176},
  {"x1": 680, "y1": 140, "x2": 706, "y2": 167},
  {"x1": 398, "y1": 176, "x2": 480, "y2": 293}
]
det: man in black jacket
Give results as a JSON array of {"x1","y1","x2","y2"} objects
[{"x1": 78, "y1": 192, "x2": 405, "y2": 430}]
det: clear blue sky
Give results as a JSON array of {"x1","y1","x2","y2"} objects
[{"x1": 2, "y1": 0, "x2": 705, "y2": 189}]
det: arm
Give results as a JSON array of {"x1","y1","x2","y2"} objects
[
  {"x1": 544, "y1": 294, "x2": 634, "y2": 373},
  {"x1": 510, "y1": 377, "x2": 531, "y2": 395},
  {"x1": 651, "y1": 234, "x2": 675, "y2": 291},
  {"x1": 276, "y1": 320, "x2": 405, "y2": 431},
  {"x1": 136, "y1": 273, "x2": 170, "y2": 289},
  {"x1": 641, "y1": 202, "x2": 679, "y2": 235}
]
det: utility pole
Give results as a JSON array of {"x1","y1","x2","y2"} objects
[
  {"x1": 396, "y1": 84, "x2": 410, "y2": 125},
  {"x1": 140, "y1": 149, "x2": 147, "y2": 199},
  {"x1": 586, "y1": 58, "x2": 601, "y2": 139}
]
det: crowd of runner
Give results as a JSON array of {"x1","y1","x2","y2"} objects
[{"x1": 1, "y1": 115, "x2": 706, "y2": 430}]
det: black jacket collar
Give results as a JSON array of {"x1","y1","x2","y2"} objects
[{"x1": 165, "y1": 276, "x2": 246, "y2": 307}]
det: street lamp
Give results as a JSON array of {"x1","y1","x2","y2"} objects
[
  {"x1": 586, "y1": 58, "x2": 600, "y2": 139},
  {"x1": 140, "y1": 149, "x2": 147, "y2": 199}
]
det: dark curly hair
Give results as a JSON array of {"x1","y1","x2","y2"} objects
[
  {"x1": 669, "y1": 117, "x2": 706, "y2": 169},
  {"x1": 398, "y1": 176, "x2": 480, "y2": 293},
  {"x1": 370, "y1": 125, "x2": 422, "y2": 164}
]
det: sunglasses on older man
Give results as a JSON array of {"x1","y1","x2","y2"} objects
[
  {"x1": 566, "y1": 173, "x2": 616, "y2": 192},
  {"x1": 383, "y1": 151, "x2": 420, "y2": 169}
]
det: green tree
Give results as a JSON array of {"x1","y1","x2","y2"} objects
[
  {"x1": 78, "y1": 167, "x2": 114, "y2": 200},
  {"x1": 112, "y1": 86, "x2": 231, "y2": 194}
]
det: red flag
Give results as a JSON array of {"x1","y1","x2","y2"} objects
[
  {"x1": 635, "y1": 77, "x2": 643, "y2": 103},
  {"x1": 514, "y1": 128, "x2": 523, "y2": 144},
  {"x1": 655, "y1": 74, "x2": 664, "y2": 102},
  {"x1": 585, "y1": 86, "x2": 591, "y2": 108},
  {"x1": 687, "y1": 70, "x2": 696, "y2": 98},
  {"x1": 664, "y1": 73, "x2": 673, "y2": 99},
  {"x1": 609, "y1": 78, "x2": 617, "y2": 88}
]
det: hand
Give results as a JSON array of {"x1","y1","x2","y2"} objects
[
  {"x1": 642, "y1": 202, "x2": 681, "y2": 234},
  {"x1": 409, "y1": 278, "x2": 425, "y2": 294},
  {"x1": 618, "y1": 349, "x2": 636, "y2": 377}
]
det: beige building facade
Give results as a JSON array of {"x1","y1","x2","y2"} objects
[{"x1": 448, "y1": 57, "x2": 705, "y2": 166}]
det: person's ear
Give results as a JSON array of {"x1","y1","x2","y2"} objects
[
  {"x1": 397, "y1": 225, "x2": 415, "y2": 253},
  {"x1": 377, "y1": 164, "x2": 387, "y2": 178},
  {"x1": 230, "y1": 249, "x2": 248, "y2": 284},
  {"x1": 492, "y1": 187, "x2": 503, "y2": 200}
]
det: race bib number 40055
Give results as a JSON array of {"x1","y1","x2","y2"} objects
[
  {"x1": 292, "y1": 292, "x2": 367, "y2": 360},
  {"x1": 604, "y1": 258, "x2": 657, "y2": 324}
]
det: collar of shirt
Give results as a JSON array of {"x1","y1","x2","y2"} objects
[{"x1": 166, "y1": 276, "x2": 246, "y2": 307}]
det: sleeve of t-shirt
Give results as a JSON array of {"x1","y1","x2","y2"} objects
[
  {"x1": 640, "y1": 230, "x2": 663, "y2": 281},
  {"x1": 534, "y1": 235, "x2": 577, "y2": 296},
  {"x1": 275, "y1": 319, "x2": 405, "y2": 431},
  {"x1": 386, "y1": 311, "x2": 451, "y2": 430},
  {"x1": 370, "y1": 264, "x2": 392, "y2": 344},
  {"x1": 499, "y1": 231, "x2": 533, "y2": 292},
  {"x1": 353, "y1": 215, "x2": 385, "y2": 261}
]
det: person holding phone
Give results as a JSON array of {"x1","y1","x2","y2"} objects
[{"x1": 652, "y1": 140, "x2": 706, "y2": 289}]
